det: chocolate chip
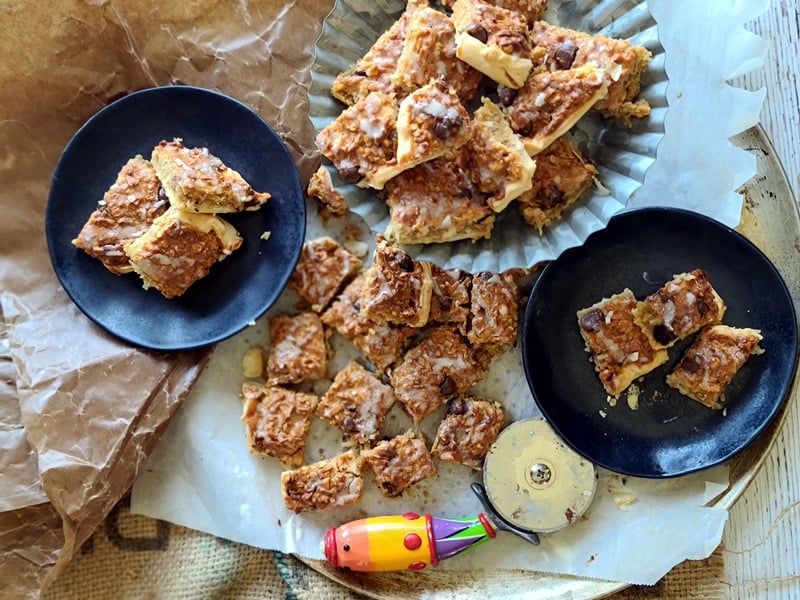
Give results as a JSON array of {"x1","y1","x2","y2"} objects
[
  {"x1": 353, "y1": 299, "x2": 361, "y2": 311},
  {"x1": 438, "y1": 297, "x2": 453, "y2": 311},
  {"x1": 433, "y1": 114, "x2": 463, "y2": 140},
  {"x1": 343, "y1": 416, "x2": 357, "y2": 433},
  {"x1": 439, "y1": 375, "x2": 457, "y2": 397},
  {"x1": 518, "y1": 123, "x2": 535, "y2": 138},
  {"x1": 395, "y1": 252, "x2": 415, "y2": 272},
  {"x1": 578, "y1": 308, "x2": 603, "y2": 332},
  {"x1": 696, "y1": 297, "x2": 710, "y2": 316},
  {"x1": 537, "y1": 184, "x2": 566, "y2": 209},
  {"x1": 497, "y1": 85, "x2": 518, "y2": 106},
  {"x1": 456, "y1": 181, "x2": 479, "y2": 199},
  {"x1": 382, "y1": 482, "x2": 396, "y2": 494},
  {"x1": 680, "y1": 356, "x2": 701, "y2": 374},
  {"x1": 354, "y1": 69, "x2": 367, "y2": 77},
  {"x1": 477, "y1": 271, "x2": 494, "y2": 281},
  {"x1": 157, "y1": 187, "x2": 168, "y2": 203},
  {"x1": 338, "y1": 165, "x2": 361, "y2": 184},
  {"x1": 448, "y1": 397, "x2": 467, "y2": 415},
  {"x1": 652, "y1": 324, "x2": 676, "y2": 346},
  {"x1": 554, "y1": 40, "x2": 579, "y2": 69},
  {"x1": 466, "y1": 23, "x2": 488, "y2": 44}
]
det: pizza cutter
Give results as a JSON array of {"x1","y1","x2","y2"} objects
[{"x1": 323, "y1": 417, "x2": 597, "y2": 572}]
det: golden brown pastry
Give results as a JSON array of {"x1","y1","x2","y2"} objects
[
  {"x1": 451, "y1": 0, "x2": 534, "y2": 89},
  {"x1": 530, "y1": 20, "x2": 652, "y2": 124},
  {"x1": 503, "y1": 64, "x2": 609, "y2": 155},
  {"x1": 123, "y1": 206, "x2": 242, "y2": 298},
  {"x1": 150, "y1": 138, "x2": 270, "y2": 213},
  {"x1": 72, "y1": 156, "x2": 168, "y2": 275},
  {"x1": 577, "y1": 288, "x2": 669, "y2": 396},
  {"x1": 666, "y1": 325, "x2": 763, "y2": 409},
  {"x1": 517, "y1": 135, "x2": 597, "y2": 233},
  {"x1": 281, "y1": 451, "x2": 366, "y2": 513},
  {"x1": 633, "y1": 269, "x2": 727, "y2": 349},
  {"x1": 241, "y1": 383, "x2": 318, "y2": 467},
  {"x1": 360, "y1": 430, "x2": 438, "y2": 497}
]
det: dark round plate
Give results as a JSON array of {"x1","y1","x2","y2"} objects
[
  {"x1": 521, "y1": 207, "x2": 799, "y2": 478},
  {"x1": 46, "y1": 86, "x2": 306, "y2": 351}
]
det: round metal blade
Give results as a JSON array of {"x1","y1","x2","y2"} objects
[{"x1": 482, "y1": 418, "x2": 597, "y2": 534}]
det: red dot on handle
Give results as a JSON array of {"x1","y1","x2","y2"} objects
[
  {"x1": 408, "y1": 561, "x2": 427, "y2": 571},
  {"x1": 404, "y1": 533, "x2": 422, "y2": 550},
  {"x1": 403, "y1": 512, "x2": 420, "y2": 520}
]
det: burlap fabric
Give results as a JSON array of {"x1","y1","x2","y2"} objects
[{"x1": 42, "y1": 494, "x2": 725, "y2": 600}]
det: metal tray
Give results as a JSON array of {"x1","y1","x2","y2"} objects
[{"x1": 300, "y1": 126, "x2": 800, "y2": 599}]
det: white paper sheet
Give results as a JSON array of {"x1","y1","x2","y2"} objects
[{"x1": 131, "y1": 0, "x2": 768, "y2": 586}]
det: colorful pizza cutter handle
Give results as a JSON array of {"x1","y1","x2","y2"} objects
[{"x1": 324, "y1": 511, "x2": 497, "y2": 572}]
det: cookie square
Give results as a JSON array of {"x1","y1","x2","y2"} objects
[
  {"x1": 468, "y1": 98, "x2": 536, "y2": 212},
  {"x1": 632, "y1": 269, "x2": 727, "y2": 349},
  {"x1": 577, "y1": 288, "x2": 669, "y2": 396},
  {"x1": 504, "y1": 64, "x2": 610, "y2": 156},
  {"x1": 150, "y1": 138, "x2": 270, "y2": 213},
  {"x1": 391, "y1": 6, "x2": 483, "y2": 104},
  {"x1": 391, "y1": 325, "x2": 491, "y2": 423},
  {"x1": 517, "y1": 136, "x2": 597, "y2": 233},
  {"x1": 72, "y1": 155, "x2": 168, "y2": 275},
  {"x1": 281, "y1": 450, "x2": 366, "y2": 513},
  {"x1": 428, "y1": 264, "x2": 472, "y2": 330},
  {"x1": 288, "y1": 237, "x2": 363, "y2": 313},
  {"x1": 321, "y1": 275, "x2": 417, "y2": 372},
  {"x1": 241, "y1": 383, "x2": 318, "y2": 466},
  {"x1": 307, "y1": 166, "x2": 349, "y2": 220},
  {"x1": 315, "y1": 91, "x2": 401, "y2": 189},
  {"x1": 266, "y1": 312, "x2": 328, "y2": 386},
  {"x1": 361, "y1": 430, "x2": 438, "y2": 497},
  {"x1": 123, "y1": 206, "x2": 242, "y2": 298},
  {"x1": 329, "y1": 0, "x2": 423, "y2": 105},
  {"x1": 394, "y1": 80, "x2": 472, "y2": 168},
  {"x1": 467, "y1": 270, "x2": 522, "y2": 347},
  {"x1": 382, "y1": 149, "x2": 496, "y2": 245},
  {"x1": 666, "y1": 325, "x2": 763, "y2": 409},
  {"x1": 530, "y1": 20, "x2": 652, "y2": 124},
  {"x1": 432, "y1": 396, "x2": 505, "y2": 470},
  {"x1": 360, "y1": 235, "x2": 434, "y2": 327},
  {"x1": 317, "y1": 360, "x2": 396, "y2": 445},
  {"x1": 451, "y1": 0, "x2": 534, "y2": 89}
]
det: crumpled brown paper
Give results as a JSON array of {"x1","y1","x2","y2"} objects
[{"x1": 0, "y1": 0, "x2": 332, "y2": 596}]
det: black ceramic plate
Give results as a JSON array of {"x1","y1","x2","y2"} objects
[
  {"x1": 46, "y1": 86, "x2": 306, "y2": 351},
  {"x1": 521, "y1": 207, "x2": 798, "y2": 478}
]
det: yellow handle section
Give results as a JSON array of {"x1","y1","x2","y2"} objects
[{"x1": 324, "y1": 513, "x2": 434, "y2": 572}]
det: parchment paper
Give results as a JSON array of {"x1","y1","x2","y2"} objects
[
  {"x1": 0, "y1": 1, "x2": 331, "y2": 597},
  {"x1": 0, "y1": 0, "x2": 769, "y2": 597},
  {"x1": 131, "y1": 0, "x2": 769, "y2": 587}
]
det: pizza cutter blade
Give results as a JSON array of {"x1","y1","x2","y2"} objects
[{"x1": 474, "y1": 417, "x2": 597, "y2": 541}]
